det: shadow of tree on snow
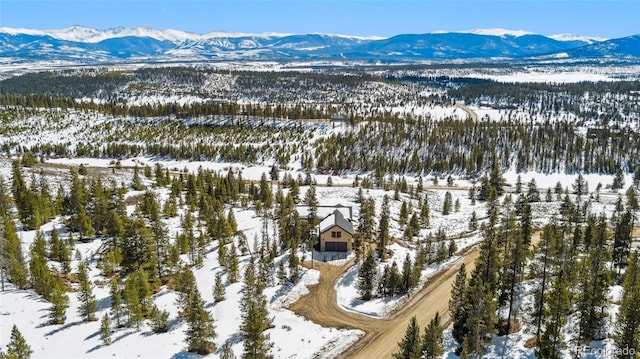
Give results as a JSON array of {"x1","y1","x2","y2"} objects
[{"x1": 45, "y1": 320, "x2": 85, "y2": 336}]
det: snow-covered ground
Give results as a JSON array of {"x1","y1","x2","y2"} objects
[{"x1": 0, "y1": 180, "x2": 367, "y2": 359}]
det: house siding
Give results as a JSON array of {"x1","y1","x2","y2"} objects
[{"x1": 319, "y1": 225, "x2": 353, "y2": 252}]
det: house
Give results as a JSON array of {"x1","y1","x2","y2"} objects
[
  {"x1": 296, "y1": 204, "x2": 353, "y2": 222},
  {"x1": 318, "y1": 209, "x2": 354, "y2": 252}
]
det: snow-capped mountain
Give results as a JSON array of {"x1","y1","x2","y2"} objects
[
  {"x1": 549, "y1": 33, "x2": 608, "y2": 45},
  {"x1": 562, "y1": 35, "x2": 640, "y2": 58},
  {"x1": 0, "y1": 26, "x2": 637, "y2": 64}
]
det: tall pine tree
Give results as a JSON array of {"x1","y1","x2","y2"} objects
[
  {"x1": 240, "y1": 258, "x2": 273, "y2": 359},
  {"x1": 76, "y1": 262, "x2": 97, "y2": 321},
  {"x1": 184, "y1": 286, "x2": 217, "y2": 354},
  {"x1": 0, "y1": 325, "x2": 32, "y2": 359},
  {"x1": 48, "y1": 276, "x2": 68, "y2": 325},
  {"x1": 393, "y1": 316, "x2": 421, "y2": 359},
  {"x1": 616, "y1": 251, "x2": 640, "y2": 355},
  {"x1": 421, "y1": 312, "x2": 444, "y2": 358}
]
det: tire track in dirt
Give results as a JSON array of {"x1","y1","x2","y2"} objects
[
  {"x1": 289, "y1": 247, "x2": 480, "y2": 359},
  {"x1": 289, "y1": 231, "x2": 545, "y2": 358}
]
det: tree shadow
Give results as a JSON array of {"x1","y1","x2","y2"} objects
[
  {"x1": 96, "y1": 295, "x2": 112, "y2": 311},
  {"x1": 45, "y1": 320, "x2": 85, "y2": 336},
  {"x1": 85, "y1": 330, "x2": 136, "y2": 354},
  {"x1": 111, "y1": 330, "x2": 135, "y2": 344},
  {"x1": 85, "y1": 329, "x2": 102, "y2": 341},
  {"x1": 270, "y1": 282, "x2": 293, "y2": 304},
  {"x1": 167, "y1": 317, "x2": 184, "y2": 333},
  {"x1": 170, "y1": 351, "x2": 202, "y2": 359},
  {"x1": 213, "y1": 333, "x2": 242, "y2": 356},
  {"x1": 86, "y1": 343, "x2": 104, "y2": 354}
]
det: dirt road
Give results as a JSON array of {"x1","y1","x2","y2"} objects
[
  {"x1": 289, "y1": 230, "x2": 546, "y2": 358},
  {"x1": 289, "y1": 247, "x2": 481, "y2": 359},
  {"x1": 343, "y1": 249, "x2": 481, "y2": 359},
  {"x1": 456, "y1": 103, "x2": 478, "y2": 122}
]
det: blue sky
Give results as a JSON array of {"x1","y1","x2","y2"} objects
[{"x1": 1, "y1": 0, "x2": 638, "y2": 38}]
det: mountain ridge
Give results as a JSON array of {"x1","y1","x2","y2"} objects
[{"x1": 1, "y1": 26, "x2": 638, "y2": 63}]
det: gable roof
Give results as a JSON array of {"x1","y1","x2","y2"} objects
[
  {"x1": 297, "y1": 205, "x2": 352, "y2": 221},
  {"x1": 319, "y1": 209, "x2": 354, "y2": 235}
]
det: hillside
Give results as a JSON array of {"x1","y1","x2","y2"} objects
[
  {"x1": 0, "y1": 66, "x2": 639, "y2": 359},
  {"x1": 2, "y1": 26, "x2": 639, "y2": 64}
]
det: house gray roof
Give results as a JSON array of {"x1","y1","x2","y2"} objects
[
  {"x1": 319, "y1": 209, "x2": 354, "y2": 235},
  {"x1": 297, "y1": 205, "x2": 352, "y2": 221}
]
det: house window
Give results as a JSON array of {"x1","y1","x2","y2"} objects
[{"x1": 331, "y1": 231, "x2": 341, "y2": 238}]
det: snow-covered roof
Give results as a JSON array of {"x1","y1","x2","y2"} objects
[
  {"x1": 319, "y1": 209, "x2": 354, "y2": 235},
  {"x1": 297, "y1": 205, "x2": 352, "y2": 221}
]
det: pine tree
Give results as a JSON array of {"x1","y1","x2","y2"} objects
[
  {"x1": 474, "y1": 189, "x2": 501, "y2": 290},
  {"x1": 613, "y1": 209, "x2": 634, "y2": 271},
  {"x1": 611, "y1": 168, "x2": 625, "y2": 190},
  {"x1": 240, "y1": 259, "x2": 273, "y2": 358},
  {"x1": 442, "y1": 191, "x2": 452, "y2": 215},
  {"x1": 213, "y1": 272, "x2": 225, "y2": 303},
  {"x1": 227, "y1": 244, "x2": 239, "y2": 283},
  {"x1": 627, "y1": 187, "x2": 639, "y2": 210},
  {"x1": 277, "y1": 260, "x2": 287, "y2": 285},
  {"x1": 459, "y1": 275, "x2": 497, "y2": 358},
  {"x1": 124, "y1": 273, "x2": 144, "y2": 330},
  {"x1": 48, "y1": 229, "x2": 63, "y2": 261},
  {"x1": 11, "y1": 161, "x2": 41, "y2": 230},
  {"x1": 393, "y1": 316, "x2": 421, "y2": 359},
  {"x1": 109, "y1": 278, "x2": 125, "y2": 328},
  {"x1": 48, "y1": 276, "x2": 68, "y2": 325},
  {"x1": 526, "y1": 179, "x2": 540, "y2": 202},
  {"x1": 184, "y1": 286, "x2": 217, "y2": 354},
  {"x1": 149, "y1": 304, "x2": 169, "y2": 333},
  {"x1": 2, "y1": 215, "x2": 28, "y2": 288},
  {"x1": 0, "y1": 325, "x2": 32, "y2": 359},
  {"x1": 259, "y1": 172, "x2": 273, "y2": 209},
  {"x1": 29, "y1": 231, "x2": 54, "y2": 300},
  {"x1": 420, "y1": 201, "x2": 430, "y2": 228},
  {"x1": 421, "y1": 312, "x2": 444, "y2": 358},
  {"x1": 357, "y1": 252, "x2": 377, "y2": 300},
  {"x1": 220, "y1": 341, "x2": 236, "y2": 359},
  {"x1": 469, "y1": 211, "x2": 478, "y2": 231},
  {"x1": 59, "y1": 238, "x2": 71, "y2": 275},
  {"x1": 132, "y1": 165, "x2": 145, "y2": 191},
  {"x1": 450, "y1": 263, "x2": 467, "y2": 345},
  {"x1": 448, "y1": 237, "x2": 457, "y2": 257},
  {"x1": 378, "y1": 195, "x2": 390, "y2": 261},
  {"x1": 515, "y1": 175, "x2": 523, "y2": 194},
  {"x1": 400, "y1": 253, "x2": 418, "y2": 293},
  {"x1": 75, "y1": 207, "x2": 95, "y2": 240},
  {"x1": 529, "y1": 222, "x2": 557, "y2": 342},
  {"x1": 101, "y1": 314, "x2": 112, "y2": 346},
  {"x1": 537, "y1": 268, "x2": 571, "y2": 359},
  {"x1": 502, "y1": 200, "x2": 531, "y2": 335},
  {"x1": 572, "y1": 173, "x2": 588, "y2": 196},
  {"x1": 0, "y1": 176, "x2": 11, "y2": 217},
  {"x1": 135, "y1": 269, "x2": 153, "y2": 315},
  {"x1": 576, "y1": 216, "x2": 610, "y2": 343},
  {"x1": 468, "y1": 185, "x2": 477, "y2": 205},
  {"x1": 385, "y1": 262, "x2": 402, "y2": 296},
  {"x1": 399, "y1": 201, "x2": 409, "y2": 226},
  {"x1": 77, "y1": 262, "x2": 97, "y2": 321},
  {"x1": 616, "y1": 251, "x2": 640, "y2": 355}
]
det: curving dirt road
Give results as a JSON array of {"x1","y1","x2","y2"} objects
[
  {"x1": 456, "y1": 103, "x2": 479, "y2": 122},
  {"x1": 289, "y1": 247, "x2": 481, "y2": 359},
  {"x1": 289, "y1": 230, "x2": 546, "y2": 358}
]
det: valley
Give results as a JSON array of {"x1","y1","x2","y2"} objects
[{"x1": 0, "y1": 60, "x2": 639, "y2": 359}]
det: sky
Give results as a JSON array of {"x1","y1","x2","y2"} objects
[{"x1": 0, "y1": 0, "x2": 638, "y2": 39}]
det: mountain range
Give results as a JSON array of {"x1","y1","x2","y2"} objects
[{"x1": 1, "y1": 26, "x2": 638, "y2": 63}]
